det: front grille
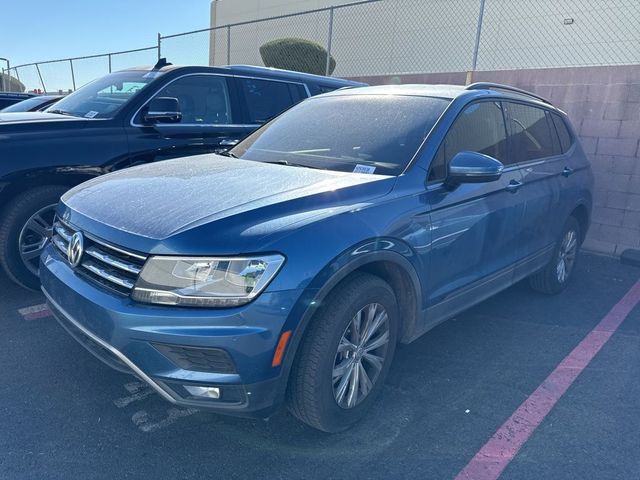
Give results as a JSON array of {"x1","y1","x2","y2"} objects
[
  {"x1": 152, "y1": 343, "x2": 237, "y2": 374},
  {"x1": 52, "y1": 219, "x2": 147, "y2": 295}
]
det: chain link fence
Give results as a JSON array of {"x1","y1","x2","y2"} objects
[
  {"x1": 2, "y1": 0, "x2": 639, "y2": 92},
  {"x1": 162, "y1": 0, "x2": 639, "y2": 76},
  {"x1": 2, "y1": 46, "x2": 159, "y2": 93}
]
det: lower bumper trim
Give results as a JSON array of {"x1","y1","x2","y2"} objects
[{"x1": 42, "y1": 287, "x2": 177, "y2": 404}]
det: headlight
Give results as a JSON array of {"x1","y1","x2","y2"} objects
[{"x1": 131, "y1": 254, "x2": 285, "y2": 307}]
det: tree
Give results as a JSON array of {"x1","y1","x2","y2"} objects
[
  {"x1": 259, "y1": 38, "x2": 336, "y2": 76},
  {"x1": 0, "y1": 72, "x2": 25, "y2": 92}
]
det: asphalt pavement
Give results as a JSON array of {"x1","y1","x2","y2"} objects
[{"x1": 1, "y1": 252, "x2": 639, "y2": 480}]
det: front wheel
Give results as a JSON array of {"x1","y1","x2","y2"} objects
[
  {"x1": 0, "y1": 186, "x2": 68, "y2": 290},
  {"x1": 529, "y1": 216, "x2": 581, "y2": 294},
  {"x1": 287, "y1": 273, "x2": 398, "y2": 432}
]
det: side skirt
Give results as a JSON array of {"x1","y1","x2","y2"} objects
[{"x1": 404, "y1": 245, "x2": 554, "y2": 343}]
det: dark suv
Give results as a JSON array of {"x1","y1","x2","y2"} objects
[
  {"x1": 0, "y1": 62, "x2": 365, "y2": 288},
  {"x1": 0, "y1": 92, "x2": 35, "y2": 110},
  {"x1": 42, "y1": 83, "x2": 592, "y2": 432}
]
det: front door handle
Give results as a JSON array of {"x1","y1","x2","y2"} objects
[
  {"x1": 505, "y1": 180, "x2": 523, "y2": 193},
  {"x1": 562, "y1": 166, "x2": 574, "y2": 177}
]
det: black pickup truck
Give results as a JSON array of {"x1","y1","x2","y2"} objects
[{"x1": 0, "y1": 61, "x2": 365, "y2": 288}]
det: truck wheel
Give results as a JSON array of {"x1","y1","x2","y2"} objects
[
  {"x1": 287, "y1": 273, "x2": 398, "y2": 432},
  {"x1": 529, "y1": 216, "x2": 581, "y2": 295},
  {"x1": 0, "y1": 186, "x2": 68, "y2": 290}
]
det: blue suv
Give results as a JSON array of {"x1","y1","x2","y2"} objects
[{"x1": 41, "y1": 83, "x2": 593, "y2": 432}]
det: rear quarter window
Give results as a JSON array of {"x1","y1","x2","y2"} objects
[{"x1": 551, "y1": 113, "x2": 573, "y2": 153}]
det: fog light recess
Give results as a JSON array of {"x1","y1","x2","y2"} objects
[{"x1": 184, "y1": 385, "x2": 221, "y2": 399}]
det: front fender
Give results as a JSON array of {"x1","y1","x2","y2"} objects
[{"x1": 272, "y1": 238, "x2": 423, "y2": 406}]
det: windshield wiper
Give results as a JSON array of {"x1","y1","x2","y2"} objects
[
  {"x1": 47, "y1": 109, "x2": 74, "y2": 117},
  {"x1": 263, "y1": 160, "x2": 321, "y2": 169},
  {"x1": 217, "y1": 151, "x2": 239, "y2": 158}
]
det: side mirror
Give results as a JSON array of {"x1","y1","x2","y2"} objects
[
  {"x1": 142, "y1": 97, "x2": 182, "y2": 124},
  {"x1": 446, "y1": 151, "x2": 504, "y2": 185}
]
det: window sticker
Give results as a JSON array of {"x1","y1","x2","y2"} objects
[
  {"x1": 353, "y1": 164, "x2": 376, "y2": 174},
  {"x1": 84, "y1": 111, "x2": 99, "y2": 118}
]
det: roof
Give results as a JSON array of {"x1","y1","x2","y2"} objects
[
  {"x1": 0, "y1": 92, "x2": 35, "y2": 99},
  {"x1": 322, "y1": 83, "x2": 558, "y2": 109},
  {"x1": 323, "y1": 84, "x2": 467, "y2": 99},
  {"x1": 118, "y1": 64, "x2": 365, "y2": 87},
  {"x1": 225, "y1": 65, "x2": 366, "y2": 86}
]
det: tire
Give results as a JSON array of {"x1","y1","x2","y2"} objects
[
  {"x1": 0, "y1": 185, "x2": 68, "y2": 290},
  {"x1": 529, "y1": 216, "x2": 581, "y2": 295},
  {"x1": 287, "y1": 273, "x2": 398, "y2": 433}
]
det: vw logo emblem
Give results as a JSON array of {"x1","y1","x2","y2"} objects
[{"x1": 67, "y1": 232, "x2": 84, "y2": 267}]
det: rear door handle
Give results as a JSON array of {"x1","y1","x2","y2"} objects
[
  {"x1": 562, "y1": 166, "x2": 574, "y2": 177},
  {"x1": 505, "y1": 180, "x2": 523, "y2": 193}
]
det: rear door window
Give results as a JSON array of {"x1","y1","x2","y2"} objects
[
  {"x1": 429, "y1": 101, "x2": 508, "y2": 181},
  {"x1": 504, "y1": 102, "x2": 557, "y2": 164},
  {"x1": 238, "y1": 78, "x2": 306, "y2": 124}
]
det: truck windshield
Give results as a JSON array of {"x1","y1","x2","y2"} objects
[
  {"x1": 44, "y1": 70, "x2": 161, "y2": 119},
  {"x1": 231, "y1": 94, "x2": 450, "y2": 176}
]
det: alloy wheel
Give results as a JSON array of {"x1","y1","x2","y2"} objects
[
  {"x1": 18, "y1": 204, "x2": 57, "y2": 276},
  {"x1": 556, "y1": 229, "x2": 578, "y2": 284},
  {"x1": 332, "y1": 303, "x2": 390, "y2": 409}
]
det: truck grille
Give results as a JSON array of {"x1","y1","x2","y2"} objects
[{"x1": 51, "y1": 219, "x2": 147, "y2": 295}]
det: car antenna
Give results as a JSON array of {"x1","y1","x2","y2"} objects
[{"x1": 153, "y1": 58, "x2": 172, "y2": 70}]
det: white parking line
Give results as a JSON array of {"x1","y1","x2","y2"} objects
[
  {"x1": 113, "y1": 381, "x2": 200, "y2": 432},
  {"x1": 18, "y1": 303, "x2": 52, "y2": 321},
  {"x1": 131, "y1": 408, "x2": 199, "y2": 433},
  {"x1": 114, "y1": 388, "x2": 155, "y2": 408}
]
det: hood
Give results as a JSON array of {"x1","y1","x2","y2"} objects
[
  {"x1": 61, "y1": 154, "x2": 394, "y2": 243},
  {"x1": 0, "y1": 112, "x2": 82, "y2": 124}
]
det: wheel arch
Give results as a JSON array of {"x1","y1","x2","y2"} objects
[
  {"x1": 273, "y1": 241, "x2": 424, "y2": 405},
  {"x1": 569, "y1": 202, "x2": 590, "y2": 244},
  {"x1": 0, "y1": 171, "x2": 97, "y2": 214}
]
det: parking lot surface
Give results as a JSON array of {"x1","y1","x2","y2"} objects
[{"x1": 1, "y1": 252, "x2": 639, "y2": 480}]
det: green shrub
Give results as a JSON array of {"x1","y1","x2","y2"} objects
[
  {"x1": 0, "y1": 73, "x2": 25, "y2": 92},
  {"x1": 259, "y1": 38, "x2": 336, "y2": 76}
]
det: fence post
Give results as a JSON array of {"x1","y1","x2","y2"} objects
[
  {"x1": 325, "y1": 7, "x2": 335, "y2": 76},
  {"x1": 226, "y1": 26, "x2": 231, "y2": 65},
  {"x1": 469, "y1": 0, "x2": 486, "y2": 84},
  {"x1": 0, "y1": 57, "x2": 9, "y2": 91},
  {"x1": 35, "y1": 63, "x2": 46, "y2": 93},
  {"x1": 157, "y1": 33, "x2": 162, "y2": 60},
  {"x1": 69, "y1": 59, "x2": 77, "y2": 91}
]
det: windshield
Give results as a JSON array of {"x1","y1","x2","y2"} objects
[
  {"x1": 230, "y1": 94, "x2": 450, "y2": 175},
  {"x1": 44, "y1": 70, "x2": 160, "y2": 119},
  {"x1": 1, "y1": 96, "x2": 53, "y2": 112}
]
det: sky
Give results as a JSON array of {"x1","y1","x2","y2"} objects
[{"x1": 2, "y1": 0, "x2": 213, "y2": 91}]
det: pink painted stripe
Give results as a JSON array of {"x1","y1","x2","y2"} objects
[
  {"x1": 455, "y1": 278, "x2": 640, "y2": 480},
  {"x1": 18, "y1": 303, "x2": 53, "y2": 321}
]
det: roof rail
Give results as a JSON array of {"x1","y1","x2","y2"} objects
[{"x1": 465, "y1": 82, "x2": 551, "y2": 105}]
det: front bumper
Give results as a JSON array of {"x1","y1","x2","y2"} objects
[{"x1": 41, "y1": 244, "x2": 304, "y2": 416}]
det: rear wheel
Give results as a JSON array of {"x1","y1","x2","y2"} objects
[
  {"x1": 287, "y1": 273, "x2": 398, "y2": 432},
  {"x1": 529, "y1": 216, "x2": 581, "y2": 294},
  {"x1": 0, "y1": 186, "x2": 67, "y2": 290}
]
